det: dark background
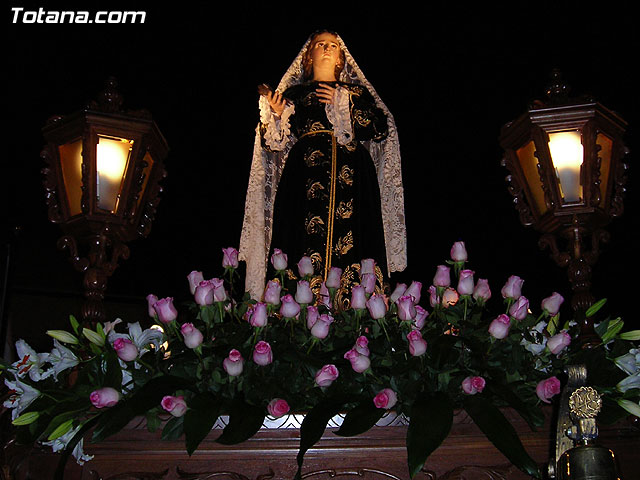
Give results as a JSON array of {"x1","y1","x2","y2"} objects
[{"x1": 2, "y1": 3, "x2": 638, "y2": 357}]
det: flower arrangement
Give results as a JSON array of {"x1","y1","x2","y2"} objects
[{"x1": 2, "y1": 241, "x2": 639, "y2": 480}]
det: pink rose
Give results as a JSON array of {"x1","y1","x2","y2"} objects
[
  {"x1": 450, "y1": 241, "x2": 468, "y2": 262},
  {"x1": 361, "y1": 272, "x2": 377, "y2": 294},
  {"x1": 405, "y1": 281, "x2": 422, "y2": 304},
  {"x1": 195, "y1": 279, "x2": 225, "y2": 306},
  {"x1": 457, "y1": 270, "x2": 475, "y2": 296},
  {"x1": 279, "y1": 294, "x2": 301, "y2": 318},
  {"x1": 344, "y1": 348, "x2": 371, "y2": 373},
  {"x1": 223, "y1": 349, "x2": 244, "y2": 376},
  {"x1": 473, "y1": 279, "x2": 491, "y2": 303},
  {"x1": 541, "y1": 292, "x2": 564, "y2": 316},
  {"x1": 326, "y1": 267, "x2": 342, "y2": 289},
  {"x1": 310, "y1": 314, "x2": 334, "y2": 339},
  {"x1": 373, "y1": 388, "x2": 398, "y2": 409},
  {"x1": 441, "y1": 288, "x2": 459, "y2": 307},
  {"x1": 295, "y1": 280, "x2": 314, "y2": 305},
  {"x1": 161, "y1": 395, "x2": 188, "y2": 417},
  {"x1": 263, "y1": 280, "x2": 282, "y2": 305},
  {"x1": 360, "y1": 258, "x2": 376, "y2": 276},
  {"x1": 181, "y1": 323, "x2": 204, "y2": 349},
  {"x1": 271, "y1": 248, "x2": 288, "y2": 271},
  {"x1": 153, "y1": 297, "x2": 178, "y2": 324},
  {"x1": 297, "y1": 256, "x2": 314, "y2": 277},
  {"x1": 146, "y1": 294, "x2": 159, "y2": 318},
  {"x1": 414, "y1": 305, "x2": 429, "y2": 329},
  {"x1": 248, "y1": 302, "x2": 268, "y2": 328},
  {"x1": 350, "y1": 285, "x2": 367, "y2": 310},
  {"x1": 222, "y1": 247, "x2": 239, "y2": 269},
  {"x1": 90, "y1": 387, "x2": 120, "y2": 408},
  {"x1": 428, "y1": 285, "x2": 438, "y2": 308},
  {"x1": 390, "y1": 283, "x2": 407, "y2": 303},
  {"x1": 253, "y1": 341, "x2": 273, "y2": 366},
  {"x1": 314, "y1": 364, "x2": 339, "y2": 387},
  {"x1": 354, "y1": 336, "x2": 370, "y2": 356},
  {"x1": 113, "y1": 337, "x2": 138, "y2": 362},
  {"x1": 397, "y1": 295, "x2": 417, "y2": 321},
  {"x1": 267, "y1": 398, "x2": 290, "y2": 418},
  {"x1": 547, "y1": 331, "x2": 571, "y2": 355},
  {"x1": 318, "y1": 282, "x2": 331, "y2": 308},
  {"x1": 509, "y1": 296, "x2": 529, "y2": 320},
  {"x1": 489, "y1": 314, "x2": 511, "y2": 339},
  {"x1": 306, "y1": 305, "x2": 320, "y2": 330},
  {"x1": 187, "y1": 271, "x2": 204, "y2": 295},
  {"x1": 536, "y1": 376, "x2": 562, "y2": 403},
  {"x1": 461, "y1": 376, "x2": 486, "y2": 395},
  {"x1": 211, "y1": 278, "x2": 227, "y2": 302},
  {"x1": 407, "y1": 330, "x2": 427, "y2": 356},
  {"x1": 366, "y1": 294, "x2": 387, "y2": 320},
  {"x1": 433, "y1": 265, "x2": 451, "y2": 287},
  {"x1": 501, "y1": 275, "x2": 524, "y2": 300}
]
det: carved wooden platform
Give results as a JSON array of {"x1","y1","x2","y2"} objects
[{"x1": 7, "y1": 408, "x2": 639, "y2": 480}]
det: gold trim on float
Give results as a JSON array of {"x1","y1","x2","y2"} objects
[{"x1": 324, "y1": 133, "x2": 337, "y2": 281}]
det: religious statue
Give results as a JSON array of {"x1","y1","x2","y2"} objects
[{"x1": 240, "y1": 30, "x2": 407, "y2": 300}]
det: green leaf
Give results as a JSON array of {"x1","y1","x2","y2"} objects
[
  {"x1": 429, "y1": 335, "x2": 459, "y2": 370},
  {"x1": 184, "y1": 392, "x2": 220, "y2": 455},
  {"x1": 161, "y1": 415, "x2": 185, "y2": 440},
  {"x1": 463, "y1": 395, "x2": 541, "y2": 479},
  {"x1": 47, "y1": 419, "x2": 74, "y2": 441},
  {"x1": 585, "y1": 298, "x2": 607, "y2": 317},
  {"x1": 406, "y1": 392, "x2": 453, "y2": 478},
  {"x1": 216, "y1": 400, "x2": 264, "y2": 445},
  {"x1": 334, "y1": 401, "x2": 384, "y2": 437},
  {"x1": 12, "y1": 411, "x2": 40, "y2": 426},
  {"x1": 487, "y1": 383, "x2": 545, "y2": 430}
]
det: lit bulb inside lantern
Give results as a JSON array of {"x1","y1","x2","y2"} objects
[
  {"x1": 548, "y1": 131, "x2": 583, "y2": 203},
  {"x1": 96, "y1": 136, "x2": 132, "y2": 212}
]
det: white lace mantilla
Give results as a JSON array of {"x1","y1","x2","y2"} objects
[{"x1": 240, "y1": 33, "x2": 407, "y2": 299}]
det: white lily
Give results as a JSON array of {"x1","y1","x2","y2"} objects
[
  {"x1": 616, "y1": 373, "x2": 640, "y2": 393},
  {"x1": 46, "y1": 340, "x2": 80, "y2": 380},
  {"x1": 41, "y1": 425, "x2": 94, "y2": 465},
  {"x1": 617, "y1": 399, "x2": 640, "y2": 418},
  {"x1": 11, "y1": 339, "x2": 53, "y2": 382},
  {"x1": 614, "y1": 348, "x2": 640, "y2": 376},
  {"x1": 3, "y1": 377, "x2": 41, "y2": 420},
  {"x1": 108, "y1": 321, "x2": 163, "y2": 355}
]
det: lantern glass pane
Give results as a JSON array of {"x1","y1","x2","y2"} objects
[
  {"x1": 96, "y1": 135, "x2": 133, "y2": 213},
  {"x1": 137, "y1": 151, "x2": 155, "y2": 208},
  {"x1": 58, "y1": 139, "x2": 83, "y2": 216},
  {"x1": 596, "y1": 132, "x2": 613, "y2": 206},
  {"x1": 516, "y1": 140, "x2": 548, "y2": 216},
  {"x1": 548, "y1": 131, "x2": 583, "y2": 204}
]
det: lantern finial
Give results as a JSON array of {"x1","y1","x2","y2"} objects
[{"x1": 545, "y1": 69, "x2": 571, "y2": 103}]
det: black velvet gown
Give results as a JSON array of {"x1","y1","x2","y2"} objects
[{"x1": 267, "y1": 81, "x2": 389, "y2": 284}]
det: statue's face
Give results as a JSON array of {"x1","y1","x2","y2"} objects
[{"x1": 309, "y1": 32, "x2": 341, "y2": 72}]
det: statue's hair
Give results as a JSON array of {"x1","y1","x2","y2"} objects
[{"x1": 301, "y1": 30, "x2": 345, "y2": 81}]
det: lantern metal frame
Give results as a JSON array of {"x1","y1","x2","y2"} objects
[
  {"x1": 499, "y1": 71, "x2": 629, "y2": 340},
  {"x1": 40, "y1": 78, "x2": 168, "y2": 324}
]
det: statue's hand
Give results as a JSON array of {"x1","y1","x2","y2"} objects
[
  {"x1": 267, "y1": 90, "x2": 287, "y2": 117},
  {"x1": 316, "y1": 83, "x2": 336, "y2": 105}
]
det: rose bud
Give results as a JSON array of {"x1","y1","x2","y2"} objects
[
  {"x1": 248, "y1": 302, "x2": 268, "y2": 328},
  {"x1": 271, "y1": 248, "x2": 288, "y2": 271},
  {"x1": 541, "y1": 292, "x2": 564, "y2": 316},
  {"x1": 450, "y1": 241, "x2": 468, "y2": 262},
  {"x1": 326, "y1": 267, "x2": 342, "y2": 289},
  {"x1": 279, "y1": 294, "x2": 301, "y2": 319},
  {"x1": 314, "y1": 364, "x2": 339, "y2": 387},
  {"x1": 223, "y1": 349, "x2": 244, "y2": 376},
  {"x1": 113, "y1": 337, "x2": 138, "y2": 362},
  {"x1": 318, "y1": 282, "x2": 331, "y2": 308},
  {"x1": 267, "y1": 398, "x2": 290, "y2": 418},
  {"x1": 405, "y1": 281, "x2": 423, "y2": 304},
  {"x1": 90, "y1": 387, "x2": 121, "y2": 409},
  {"x1": 194, "y1": 280, "x2": 215, "y2": 306},
  {"x1": 397, "y1": 295, "x2": 417, "y2": 321},
  {"x1": 473, "y1": 279, "x2": 491, "y2": 303},
  {"x1": 222, "y1": 247, "x2": 239, "y2": 269},
  {"x1": 547, "y1": 331, "x2": 571, "y2": 355},
  {"x1": 373, "y1": 388, "x2": 398, "y2": 409},
  {"x1": 361, "y1": 272, "x2": 377, "y2": 294},
  {"x1": 153, "y1": 297, "x2": 178, "y2": 324},
  {"x1": 310, "y1": 314, "x2": 334, "y2": 339},
  {"x1": 536, "y1": 376, "x2": 561, "y2": 403},
  {"x1": 181, "y1": 323, "x2": 204, "y2": 349},
  {"x1": 461, "y1": 376, "x2": 486, "y2": 395},
  {"x1": 146, "y1": 294, "x2": 159, "y2": 318},
  {"x1": 253, "y1": 341, "x2": 273, "y2": 366},
  {"x1": 351, "y1": 285, "x2": 367, "y2": 310},
  {"x1": 441, "y1": 288, "x2": 459, "y2": 308},
  {"x1": 501, "y1": 275, "x2": 524, "y2": 300},
  {"x1": 306, "y1": 305, "x2": 320, "y2": 330},
  {"x1": 414, "y1": 305, "x2": 429, "y2": 329},
  {"x1": 457, "y1": 270, "x2": 475, "y2": 296},
  {"x1": 407, "y1": 330, "x2": 427, "y2": 356},
  {"x1": 433, "y1": 265, "x2": 451, "y2": 288},
  {"x1": 366, "y1": 294, "x2": 387, "y2": 320},
  {"x1": 390, "y1": 283, "x2": 407, "y2": 304},
  {"x1": 489, "y1": 314, "x2": 511, "y2": 339},
  {"x1": 344, "y1": 348, "x2": 371, "y2": 373},
  {"x1": 187, "y1": 271, "x2": 204, "y2": 295},
  {"x1": 428, "y1": 285, "x2": 438, "y2": 308},
  {"x1": 509, "y1": 296, "x2": 529, "y2": 321},
  {"x1": 360, "y1": 258, "x2": 376, "y2": 276},
  {"x1": 211, "y1": 278, "x2": 228, "y2": 302},
  {"x1": 297, "y1": 256, "x2": 314, "y2": 277},
  {"x1": 354, "y1": 335, "x2": 370, "y2": 356},
  {"x1": 263, "y1": 280, "x2": 282, "y2": 305},
  {"x1": 161, "y1": 395, "x2": 188, "y2": 417},
  {"x1": 295, "y1": 280, "x2": 314, "y2": 305}
]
